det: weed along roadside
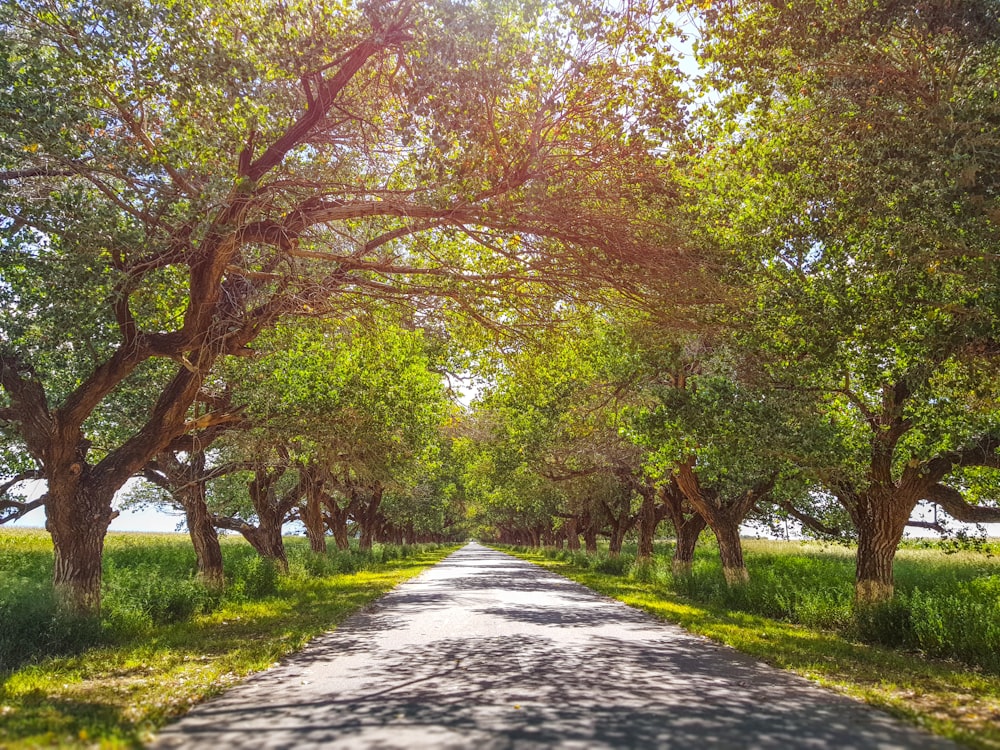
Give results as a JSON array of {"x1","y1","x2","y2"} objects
[
  {"x1": 0, "y1": 529, "x2": 457, "y2": 749},
  {"x1": 499, "y1": 540, "x2": 1000, "y2": 750}
]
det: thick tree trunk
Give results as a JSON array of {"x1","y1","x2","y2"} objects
[
  {"x1": 583, "y1": 526, "x2": 598, "y2": 553},
  {"x1": 712, "y1": 517, "x2": 748, "y2": 586},
  {"x1": 608, "y1": 524, "x2": 625, "y2": 557},
  {"x1": 354, "y1": 484, "x2": 383, "y2": 552},
  {"x1": 854, "y1": 490, "x2": 911, "y2": 604},
  {"x1": 322, "y1": 496, "x2": 351, "y2": 550},
  {"x1": 332, "y1": 521, "x2": 350, "y2": 550},
  {"x1": 245, "y1": 519, "x2": 289, "y2": 573},
  {"x1": 671, "y1": 514, "x2": 706, "y2": 577},
  {"x1": 659, "y1": 480, "x2": 705, "y2": 576},
  {"x1": 47, "y1": 476, "x2": 115, "y2": 614},
  {"x1": 359, "y1": 525, "x2": 374, "y2": 551},
  {"x1": 674, "y1": 459, "x2": 772, "y2": 587},
  {"x1": 183, "y1": 485, "x2": 225, "y2": 589}
]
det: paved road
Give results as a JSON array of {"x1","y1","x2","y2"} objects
[{"x1": 153, "y1": 542, "x2": 954, "y2": 749}]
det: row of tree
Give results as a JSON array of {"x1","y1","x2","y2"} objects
[
  {"x1": 463, "y1": 308, "x2": 1000, "y2": 603},
  {"x1": 463, "y1": 0, "x2": 1000, "y2": 603},
  {"x1": 0, "y1": 0, "x2": 684, "y2": 612},
  {"x1": 3, "y1": 0, "x2": 1000, "y2": 613}
]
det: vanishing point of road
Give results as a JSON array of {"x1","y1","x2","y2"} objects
[{"x1": 153, "y1": 542, "x2": 954, "y2": 749}]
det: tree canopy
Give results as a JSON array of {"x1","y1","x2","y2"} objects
[{"x1": 2, "y1": 0, "x2": 1000, "y2": 613}]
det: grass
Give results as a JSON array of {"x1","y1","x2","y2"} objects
[
  {"x1": 501, "y1": 538, "x2": 1000, "y2": 750},
  {"x1": 0, "y1": 528, "x2": 457, "y2": 749}
]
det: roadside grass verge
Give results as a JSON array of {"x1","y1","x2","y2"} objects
[
  {"x1": 501, "y1": 542, "x2": 1000, "y2": 750},
  {"x1": 0, "y1": 529, "x2": 457, "y2": 749}
]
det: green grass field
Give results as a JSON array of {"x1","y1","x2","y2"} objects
[
  {"x1": 0, "y1": 529, "x2": 457, "y2": 749},
  {"x1": 504, "y1": 538, "x2": 1000, "y2": 749}
]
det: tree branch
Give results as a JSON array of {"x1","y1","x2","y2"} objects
[
  {"x1": 925, "y1": 483, "x2": 1000, "y2": 523},
  {"x1": 774, "y1": 499, "x2": 847, "y2": 538},
  {"x1": 924, "y1": 435, "x2": 1000, "y2": 481},
  {"x1": 0, "y1": 352, "x2": 53, "y2": 456},
  {"x1": 0, "y1": 495, "x2": 46, "y2": 524},
  {"x1": 0, "y1": 165, "x2": 82, "y2": 181},
  {"x1": 246, "y1": 15, "x2": 413, "y2": 183},
  {"x1": 906, "y1": 520, "x2": 948, "y2": 534}
]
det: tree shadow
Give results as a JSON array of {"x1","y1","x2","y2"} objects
[{"x1": 154, "y1": 544, "x2": 954, "y2": 749}]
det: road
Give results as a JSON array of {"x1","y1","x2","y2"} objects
[{"x1": 153, "y1": 542, "x2": 953, "y2": 749}]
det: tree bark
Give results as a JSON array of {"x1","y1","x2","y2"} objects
[
  {"x1": 659, "y1": 479, "x2": 706, "y2": 576},
  {"x1": 183, "y1": 483, "x2": 225, "y2": 589},
  {"x1": 244, "y1": 524, "x2": 289, "y2": 572},
  {"x1": 583, "y1": 525, "x2": 598, "y2": 553},
  {"x1": 356, "y1": 484, "x2": 383, "y2": 552},
  {"x1": 671, "y1": 514, "x2": 706, "y2": 576},
  {"x1": 636, "y1": 487, "x2": 664, "y2": 562},
  {"x1": 302, "y1": 480, "x2": 327, "y2": 554},
  {"x1": 713, "y1": 515, "x2": 749, "y2": 585},
  {"x1": 322, "y1": 494, "x2": 351, "y2": 550},
  {"x1": 47, "y1": 475, "x2": 115, "y2": 614},
  {"x1": 235, "y1": 467, "x2": 295, "y2": 573},
  {"x1": 851, "y1": 488, "x2": 913, "y2": 604},
  {"x1": 675, "y1": 458, "x2": 773, "y2": 587},
  {"x1": 607, "y1": 523, "x2": 626, "y2": 557},
  {"x1": 564, "y1": 516, "x2": 580, "y2": 550}
]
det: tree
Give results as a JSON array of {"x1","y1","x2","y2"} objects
[
  {"x1": 625, "y1": 337, "x2": 820, "y2": 585},
  {"x1": 140, "y1": 442, "x2": 235, "y2": 588},
  {"x1": 206, "y1": 447, "x2": 303, "y2": 571},
  {"x1": 231, "y1": 313, "x2": 451, "y2": 550},
  {"x1": 0, "y1": 0, "x2": 685, "y2": 612},
  {"x1": 688, "y1": 0, "x2": 1000, "y2": 601}
]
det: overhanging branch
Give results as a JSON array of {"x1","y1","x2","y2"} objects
[{"x1": 925, "y1": 483, "x2": 1000, "y2": 523}]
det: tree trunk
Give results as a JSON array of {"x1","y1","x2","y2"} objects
[
  {"x1": 674, "y1": 459, "x2": 773, "y2": 587},
  {"x1": 854, "y1": 490, "x2": 911, "y2": 604},
  {"x1": 583, "y1": 526, "x2": 598, "y2": 553},
  {"x1": 659, "y1": 480, "x2": 705, "y2": 576},
  {"x1": 671, "y1": 514, "x2": 706, "y2": 577},
  {"x1": 565, "y1": 517, "x2": 580, "y2": 550},
  {"x1": 356, "y1": 485, "x2": 383, "y2": 552},
  {"x1": 323, "y1": 496, "x2": 351, "y2": 550},
  {"x1": 713, "y1": 517, "x2": 748, "y2": 586},
  {"x1": 636, "y1": 491, "x2": 660, "y2": 562},
  {"x1": 183, "y1": 484, "x2": 225, "y2": 589},
  {"x1": 245, "y1": 520, "x2": 289, "y2": 573},
  {"x1": 608, "y1": 523, "x2": 625, "y2": 557},
  {"x1": 303, "y1": 487, "x2": 327, "y2": 554},
  {"x1": 47, "y1": 476, "x2": 115, "y2": 614},
  {"x1": 359, "y1": 525, "x2": 374, "y2": 551}
]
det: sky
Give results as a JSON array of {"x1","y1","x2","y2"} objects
[{"x1": 10, "y1": 478, "x2": 999, "y2": 539}]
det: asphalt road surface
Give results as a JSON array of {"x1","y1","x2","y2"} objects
[{"x1": 153, "y1": 542, "x2": 955, "y2": 749}]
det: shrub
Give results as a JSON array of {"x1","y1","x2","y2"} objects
[
  {"x1": 592, "y1": 554, "x2": 632, "y2": 576},
  {"x1": 910, "y1": 577, "x2": 1000, "y2": 672},
  {"x1": 103, "y1": 562, "x2": 218, "y2": 634},
  {"x1": 630, "y1": 559, "x2": 659, "y2": 583}
]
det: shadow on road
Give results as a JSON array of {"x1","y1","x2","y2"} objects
[{"x1": 154, "y1": 544, "x2": 951, "y2": 749}]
